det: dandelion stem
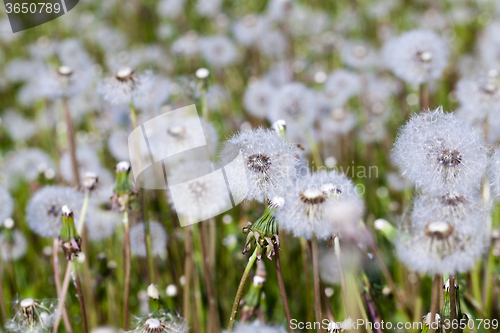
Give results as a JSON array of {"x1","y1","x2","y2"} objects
[
  {"x1": 0, "y1": 257, "x2": 7, "y2": 325},
  {"x1": 72, "y1": 262, "x2": 88, "y2": 333},
  {"x1": 274, "y1": 243, "x2": 295, "y2": 333},
  {"x1": 52, "y1": 239, "x2": 73, "y2": 333},
  {"x1": 183, "y1": 225, "x2": 194, "y2": 326},
  {"x1": 333, "y1": 236, "x2": 348, "y2": 316},
  {"x1": 419, "y1": 83, "x2": 429, "y2": 112},
  {"x1": 198, "y1": 222, "x2": 220, "y2": 333},
  {"x1": 311, "y1": 235, "x2": 323, "y2": 330},
  {"x1": 122, "y1": 210, "x2": 131, "y2": 331},
  {"x1": 300, "y1": 238, "x2": 314, "y2": 325},
  {"x1": 429, "y1": 274, "x2": 440, "y2": 333},
  {"x1": 62, "y1": 97, "x2": 80, "y2": 188},
  {"x1": 227, "y1": 246, "x2": 259, "y2": 331},
  {"x1": 449, "y1": 276, "x2": 457, "y2": 333},
  {"x1": 52, "y1": 189, "x2": 91, "y2": 333}
]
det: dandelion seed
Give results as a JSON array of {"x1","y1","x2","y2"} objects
[
  {"x1": 6, "y1": 298, "x2": 55, "y2": 332},
  {"x1": 26, "y1": 186, "x2": 83, "y2": 238},
  {"x1": 383, "y1": 30, "x2": 448, "y2": 85},
  {"x1": 393, "y1": 108, "x2": 487, "y2": 195},
  {"x1": 128, "y1": 314, "x2": 188, "y2": 333},
  {"x1": 219, "y1": 127, "x2": 299, "y2": 202},
  {"x1": 130, "y1": 221, "x2": 167, "y2": 257}
]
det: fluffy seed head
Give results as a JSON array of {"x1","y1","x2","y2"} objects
[{"x1": 130, "y1": 221, "x2": 167, "y2": 257}]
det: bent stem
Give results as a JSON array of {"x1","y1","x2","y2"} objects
[
  {"x1": 311, "y1": 235, "x2": 323, "y2": 330},
  {"x1": 52, "y1": 189, "x2": 91, "y2": 332},
  {"x1": 227, "y1": 246, "x2": 259, "y2": 331},
  {"x1": 62, "y1": 97, "x2": 80, "y2": 187},
  {"x1": 72, "y1": 262, "x2": 88, "y2": 333},
  {"x1": 274, "y1": 243, "x2": 295, "y2": 333},
  {"x1": 122, "y1": 210, "x2": 131, "y2": 331}
]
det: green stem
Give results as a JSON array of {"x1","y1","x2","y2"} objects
[
  {"x1": 63, "y1": 97, "x2": 80, "y2": 187},
  {"x1": 227, "y1": 247, "x2": 259, "y2": 331},
  {"x1": 311, "y1": 235, "x2": 323, "y2": 331},
  {"x1": 429, "y1": 275, "x2": 440, "y2": 333},
  {"x1": 450, "y1": 276, "x2": 457, "y2": 333},
  {"x1": 274, "y1": 243, "x2": 295, "y2": 333},
  {"x1": 72, "y1": 262, "x2": 88, "y2": 333},
  {"x1": 122, "y1": 210, "x2": 131, "y2": 331}
]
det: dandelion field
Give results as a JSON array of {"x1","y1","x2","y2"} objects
[{"x1": 0, "y1": 0, "x2": 500, "y2": 332}]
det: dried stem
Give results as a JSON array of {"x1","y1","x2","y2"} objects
[
  {"x1": 227, "y1": 246, "x2": 259, "y2": 331},
  {"x1": 62, "y1": 97, "x2": 80, "y2": 187},
  {"x1": 72, "y1": 263, "x2": 88, "y2": 333},
  {"x1": 300, "y1": 238, "x2": 314, "y2": 325},
  {"x1": 311, "y1": 235, "x2": 323, "y2": 330},
  {"x1": 274, "y1": 243, "x2": 295, "y2": 333},
  {"x1": 122, "y1": 210, "x2": 131, "y2": 331},
  {"x1": 198, "y1": 222, "x2": 220, "y2": 333},
  {"x1": 183, "y1": 226, "x2": 194, "y2": 326}
]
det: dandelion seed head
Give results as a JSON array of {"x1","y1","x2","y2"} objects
[
  {"x1": 172, "y1": 31, "x2": 200, "y2": 57},
  {"x1": 393, "y1": 108, "x2": 487, "y2": 195},
  {"x1": 60, "y1": 147, "x2": 102, "y2": 184},
  {"x1": 340, "y1": 41, "x2": 379, "y2": 69},
  {"x1": 157, "y1": 0, "x2": 185, "y2": 19},
  {"x1": 383, "y1": 30, "x2": 448, "y2": 85},
  {"x1": 0, "y1": 230, "x2": 27, "y2": 262},
  {"x1": 232, "y1": 15, "x2": 267, "y2": 46},
  {"x1": 196, "y1": 0, "x2": 222, "y2": 17},
  {"x1": 224, "y1": 321, "x2": 287, "y2": 333},
  {"x1": 85, "y1": 206, "x2": 120, "y2": 241},
  {"x1": 1, "y1": 110, "x2": 37, "y2": 141},
  {"x1": 277, "y1": 170, "x2": 361, "y2": 240},
  {"x1": 219, "y1": 127, "x2": 299, "y2": 202},
  {"x1": 257, "y1": 29, "x2": 289, "y2": 58},
  {"x1": 26, "y1": 186, "x2": 83, "y2": 238},
  {"x1": 130, "y1": 221, "x2": 167, "y2": 257},
  {"x1": 98, "y1": 68, "x2": 155, "y2": 105},
  {"x1": 268, "y1": 82, "x2": 316, "y2": 127},
  {"x1": 243, "y1": 80, "x2": 277, "y2": 119},
  {"x1": 456, "y1": 70, "x2": 500, "y2": 118},
  {"x1": 3, "y1": 148, "x2": 55, "y2": 189},
  {"x1": 322, "y1": 69, "x2": 360, "y2": 107},
  {"x1": 200, "y1": 36, "x2": 238, "y2": 68}
]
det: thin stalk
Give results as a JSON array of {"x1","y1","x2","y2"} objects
[
  {"x1": 227, "y1": 247, "x2": 259, "y2": 331},
  {"x1": 0, "y1": 257, "x2": 7, "y2": 324},
  {"x1": 450, "y1": 276, "x2": 457, "y2": 333},
  {"x1": 183, "y1": 226, "x2": 194, "y2": 326},
  {"x1": 353, "y1": 287, "x2": 373, "y2": 333},
  {"x1": 129, "y1": 102, "x2": 155, "y2": 284},
  {"x1": 419, "y1": 83, "x2": 429, "y2": 112},
  {"x1": 321, "y1": 282, "x2": 335, "y2": 322},
  {"x1": 364, "y1": 291, "x2": 383, "y2": 333},
  {"x1": 52, "y1": 190, "x2": 91, "y2": 332},
  {"x1": 274, "y1": 243, "x2": 295, "y2": 333},
  {"x1": 72, "y1": 263, "x2": 88, "y2": 333},
  {"x1": 311, "y1": 235, "x2": 323, "y2": 330},
  {"x1": 333, "y1": 236, "x2": 349, "y2": 315},
  {"x1": 429, "y1": 275, "x2": 440, "y2": 333},
  {"x1": 62, "y1": 97, "x2": 80, "y2": 187},
  {"x1": 198, "y1": 222, "x2": 220, "y2": 333},
  {"x1": 305, "y1": 130, "x2": 323, "y2": 169},
  {"x1": 52, "y1": 239, "x2": 73, "y2": 333},
  {"x1": 122, "y1": 210, "x2": 131, "y2": 331},
  {"x1": 300, "y1": 238, "x2": 314, "y2": 327}
]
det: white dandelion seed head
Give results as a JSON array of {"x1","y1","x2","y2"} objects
[
  {"x1": 393, "y1": 108, "x2": 487, "y2": 195},
  {"x1": 488, "y1": 146, "x2": 500, "y2": 201},
  {"x1": 108, "y1": 130, "x2": 132, "y2": 162},
  {"x1": 266, "y1": 0, "x2": 294, "y2": 22},
  {"x1": 36, "y1": 65, "x2": 93, "y2": 99},
  {"x1": 456, "y1": 70, "x2": 500, "y2": 118},
  {"x1": 130, "y1": 221, "x2": 167, "y2": 257},
  {"x1": 1, "y1": 110, "x2": 37, "y2": 142},
  {"x1": 133, "y1": 76, "x2": 171, "y2": 112},
  {"x1": 200, "y1": 35, "x2": 238, "y2": 68},
  {"x1": 206, "y1": 84, "x2": 229, "y2": 111},
  {"x1": 317, "y1": 100, "x2": 357, "y2": 137},
  {"x1": 232, "y1": 15, "x2": 268, "y2": 46},
  {"x1": 130, "y1": 314, "x2": 188, "y2": 333},
  {"x1": 165, "y1": 284, "x2": 178, "y2": 297},
  {"x1": 268, "y1": 82, "x2": 316, "y2": 127},
  {"x1": 340, "y1": 40, "x2": 379, "y2": 69},
  {"x1": 2, "y1": 148, "x2": 55, "y2": 189},
  {"x1": 397, "y1": 193, "x2": 489, "y2": 275},
  {"x1": 288, "y1": 5, "x2": 329, "y2": 37},
  {"x1": 257, "y1": 29, "x2": 289, "y2": 59},
  {"x1": 195, "y1": 68, "x2": 210, "y2": 79},
  {"x1": 157, "y1": 0, "x2": 185, "y2": 19},
  {"x1": 276, "y1": 170, "x2": 361, "y2": 240},
  {"x1": 479, "y1": 21, "x2": 500, "y2": 70},
  {"x1": 322, "y1": 69, "x2": 360, "y2": 107},
  {"x1": 147, "y1": 284, "x2": 159, "y2": 300},
  {"x1": 0, "y1": 186, "x2": 14, "y2": 224},
  {"x1": 91, "y1": 326, "x2": 119, "y2": 333},
  {"x1": 243, "y1": 80, "x2": 277, "y2": 119},
  {"x1": 26, "y1": 186, "x2": 83, "y2": 238},
  {"x1": 358, "y1": 121, "x2": 387, "y2": 144},
  {"x1": 219, "y1": 127, "x2": 300, "y2": 202},
  {"x1": 97, "y1": 68, "x2": 155, "y2": 106},
  {"x1": 0, "y1": 230, "x2": 28, "y2": 262},
  {"x1": 3, "y1": 218, "x2": 14, "y2": 229},
  {"x1": 172, "y1": 31, "x2": 200, "y2": 57},
  {"x1": 382, "y1": 30, "x2": 448, "y2": 85},
  {"x1": 60, "y1": 147, "x2": 102, "y2": 184},
  {"x1": 196, "y1": 0, "x2": 222, "y2": 17},
  {"x1": 85, "y1": 205, "x2": 120, "y2": 242},
  {"x1": 224, "y1": 321, "x2": 287, "y2": 333}
]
